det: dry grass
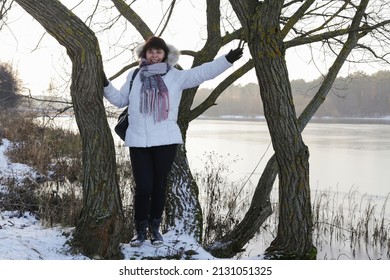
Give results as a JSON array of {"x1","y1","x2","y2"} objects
[
  {"x1": 0, "y1": 108, "x2": 136, "y2": 236},
  {"x1": 194, "y1": 151, "x2": 253, "y2": 245},
  {"x1": 194, "y1": 153, "x2": 390, "y2": 259},
  {"x1": 0, "y1": 109, "x2": 82, "y2": 179},
  {"x1": 312, "y1": 187, "x2": 390, "y2": 259},
  {"x1": 0, "y1": 109, "x2": 83, "y2": 225}
]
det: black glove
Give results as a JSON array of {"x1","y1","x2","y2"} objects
[
  {"x1": 225, "y1": 47, "x2": 243, "y2": 64},
  {"x1": 103, "y1": 71, "x2": 109, "y2": 87}
]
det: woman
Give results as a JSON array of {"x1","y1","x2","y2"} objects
[{"x1": 103, "y1": 36, "x2": 242, "y2": 247}]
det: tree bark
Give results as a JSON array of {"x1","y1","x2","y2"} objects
[
  {"x1": 165, "y1": 145, "x2": 203, "y2": 240},
  {"x1": 255, "y1": 3, "x2": 314, "y2": 259},
  {"x1": 229, "y1": 0, "x2": 315, "y2": 259},
  {"x1": 210, "y1": 0, "x2": 372, "y2": 258},
  {"x1": 15, "y1": 0, "x2": 124, "y2": 259}
]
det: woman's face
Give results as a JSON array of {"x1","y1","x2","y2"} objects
[{"x1": 145, "y1": 48, "x2": 165, "y2": 64}]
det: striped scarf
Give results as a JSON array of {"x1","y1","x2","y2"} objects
[{"x1": 139, "y1": 59, "x2": 170, "y2": 123}]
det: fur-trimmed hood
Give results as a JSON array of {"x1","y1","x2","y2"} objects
[{"x1": 134, "y1": 42, "x2": 180, "y2": 67}]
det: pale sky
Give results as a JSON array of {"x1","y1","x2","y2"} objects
[{"x1": 1, "y1": 0, "x2": 389, "y2": 97}]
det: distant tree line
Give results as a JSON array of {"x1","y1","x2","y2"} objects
[
  {"x1": 2, "y1": 58, "x2": 389, "y2": 120},
  {"x1": 0, "y1": 62, "x2": 21, "y2": 109},
  {"x1": 194, "y1": 70, "x2": 390, "y2": 118}
]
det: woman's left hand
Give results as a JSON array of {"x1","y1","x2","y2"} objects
[{"x1": 225, "y1": 47, "x2": 243, "y2": 63}]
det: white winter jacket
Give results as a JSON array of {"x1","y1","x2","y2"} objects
[{"x1": 104, "y1": 46, "x2": 232, "y2": 147}]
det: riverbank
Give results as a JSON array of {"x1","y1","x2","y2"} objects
[{"x1": 198, "y1": 115, "x2": 390, "y2": 125}]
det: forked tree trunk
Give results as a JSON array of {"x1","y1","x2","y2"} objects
[
  {"x1": 230, "y1": 0, "x2": 315, "y2": 259},
  {"x1": 164, "y1": 87, "x2": 205, "y2": 240},
  {"x1": 15, "y1": 0, "x2": 124, "y2": 259},
  {"x1": 165, "y1": 145, "x2": 203, "y2": 240},
  {"x1": 254, "y1": 32, "x2": 314, "y2": 259},
  {"x1": 255, "y1": 12, "x2": 314, "y2": 257},
  {"x1": 211, "y1": 0, "x2": 370, "y2": 258}
]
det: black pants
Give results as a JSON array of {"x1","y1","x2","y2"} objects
[{"x1": 129, "y1": 144, "x2": 178, "y2": 222}]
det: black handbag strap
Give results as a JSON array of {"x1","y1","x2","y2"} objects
[{"x1": 128, "y1": 68, "x2": 139, "y2": 94}]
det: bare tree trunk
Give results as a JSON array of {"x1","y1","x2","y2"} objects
[
  {"x1": 15, "y1": 0, "x2": 124, "y2": 259},
  {"x1": 256, "y1": 24, "x2": 314, "y2": 259},
  {"x1": 211, "y1": 0, "x2": 371, "y2": 259},
  {"x1": 165, "y1": 145, "x2": 203, "y2": 240},
  {"x1": 229, "y1": 0, "x2": 315, "y2": 259}
]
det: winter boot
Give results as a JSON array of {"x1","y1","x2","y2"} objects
[
  {"x1": 130, "y1": 220, "x2": 148, "y2": 247},
  {"x1": 149, "y1": 217, "x2": 163, "y2": 246}
]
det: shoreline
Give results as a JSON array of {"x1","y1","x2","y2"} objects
[{"x1": 197, "y1": 115, "x2": 390, "y2": 125}]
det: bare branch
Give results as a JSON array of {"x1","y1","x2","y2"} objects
[
  {"x1": 298, "y1": 1, "x2": 350, "y2": 38},
  {"x1": 109, "y1": 61, "x2": 138, "y2": 80},
  {"x1": 156, "y1": 0, "x2": 176, "y2": 36},
  {"x1": 110, "y1": 0, "x2": 153, "y2": 39},
  {"x1": 30, "y1": 32, "x2": 47, "y2": 52},
  {"x1": 285, "y1": 18, "x2": 390, "y2": 49},
  {"x1": 0, "y1": 0, "x2": 15, "y2": 30},
  {"x1": 84, "y1": 0, "x2": 100, "y2": 27},
  {"x1": 281, "y1": 0, "x2": 315, "y2": 39},
  {"x1": 298, "y1": 0, "x2": 370, "y2": 129},
  {"x1": 190, "y1": 59, "x2": 254, "y2": 121}
]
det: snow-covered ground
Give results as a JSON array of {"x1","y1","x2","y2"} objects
[
  {"x1": 2, "y1": 139, "x2": 390, "y2": 280},
  {"x1": 0, "y1": 210, "x2": 217, "y2": 260},
  {"x1": 0, "y1": 138, "x2": 236, "y2": 260}
]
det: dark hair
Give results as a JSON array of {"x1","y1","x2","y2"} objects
[{"x1": 142, "y1": 36, "x2": 169, "y2": 60}]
